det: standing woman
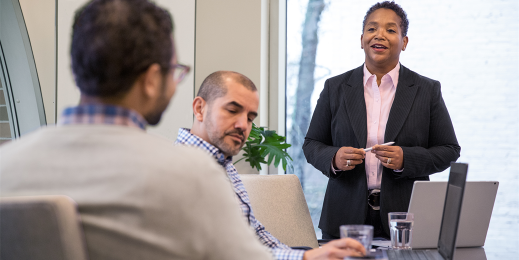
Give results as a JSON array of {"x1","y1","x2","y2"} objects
[{"x1": 303, "y1": 1, "x2": 460, "y2": 239}]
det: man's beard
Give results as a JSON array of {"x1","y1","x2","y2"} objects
[
  {"x1": 145, "y1": 101, "x2": 167, "y2": 125},
  {"x1": 145, "y1": 80, "x2": 170, "y2": 126},
  {"x1": 206, "y1": 111, "x2": 246, "y2": 157},
  {"x1": 145, "y1": 108, "x2": 164, "y2": 126}
]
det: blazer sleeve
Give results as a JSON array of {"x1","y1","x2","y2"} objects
[
  {"x1": 398, "y1": 80, "x2": 461, "y2": 178},
  {"x1": 303, "y1": 79, "x2": 341, "y2": 178}
]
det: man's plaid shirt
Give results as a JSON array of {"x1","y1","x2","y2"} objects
[
  {"x1": 175, "y1": 128, "x2": 305, "y2": 260},
  {"x1": 59, "y1": 104, "x2": 147, "y2": 130}
]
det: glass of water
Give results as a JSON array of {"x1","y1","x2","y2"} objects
[
  {"x1": 340, "y1": 225, "x2": 374, "y2": 254},
  {"x1": 389, "y1": 212, "x2": 414, "y2": 250}
]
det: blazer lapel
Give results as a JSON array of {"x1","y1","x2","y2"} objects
[
  {"x1": 345, "y1": 66, "x2": 367, "y2": 148},
  {"x1": 385, "y1": 65, "x2": 418, "y2": 142}
]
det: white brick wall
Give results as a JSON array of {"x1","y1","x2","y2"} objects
[{"x1": 287, "y1": 0, "x2": 519, "y2": 258}]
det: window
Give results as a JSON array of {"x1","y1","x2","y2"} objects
[
  {"x1": 0, "y1": 0, "x2": 47, "y2": 141},
  {"x1": 0, "y1": 79, "x2": 14, "y2": 145},
  {"x1": 286, "y1": 0, "x2": 518, "y2": 258}
]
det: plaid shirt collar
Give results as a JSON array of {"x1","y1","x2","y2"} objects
[
  {"x1": 58, "y1": 104, "x2": 147, "y2": 130},
  {"x1": 175, "y1": 128, "x2": 232, "y2": 166}
]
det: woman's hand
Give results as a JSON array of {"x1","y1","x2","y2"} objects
[
  {"x1": 372, "y1": 145, "x2": 404, "y2": 170},
  {"x1": 333, "y1": 147, "x2": 366, "y2": 171}
]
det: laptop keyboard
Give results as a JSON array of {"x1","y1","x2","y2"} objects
[{"x1": 387, "y1": 249, "x2": 438, "y2": 260}]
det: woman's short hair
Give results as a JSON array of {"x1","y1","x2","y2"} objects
[{"x1": 363, "y1": 1, "x2": 409, "y2": 37}]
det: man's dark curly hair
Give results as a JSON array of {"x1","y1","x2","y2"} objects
[
  {"x1": 71, "y1": 0, "x2": 173, "y2": 97},
  {"x1": 362, "y1": 1, "x2": 409, "y2": 37}
]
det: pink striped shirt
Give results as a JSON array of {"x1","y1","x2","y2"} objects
[{"x1": 363, "y1": 63, "x2": 400, "y2": 189}]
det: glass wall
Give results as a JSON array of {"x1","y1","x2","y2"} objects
[
  {"x1": 0, "y1": 0, "x2": 47, "y2": 141},
  {"x1": 286, "y1": 0, "x2": 518, "y2": 258},
  {"x1": 0, "y1": 79, "x2": 14, "y2": 145}
]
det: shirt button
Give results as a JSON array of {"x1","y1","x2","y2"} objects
[{"x1": 374, "y1": 121, "x2": 377, "y2": 124}]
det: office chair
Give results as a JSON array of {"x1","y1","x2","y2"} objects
[
  {"x1": 240, "y1": 174, "x2": 319, "y2": 248},
  {"x1": 0, "y1": 195, "x2": 89, "y2": 260}
]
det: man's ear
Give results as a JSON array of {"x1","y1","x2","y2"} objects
[
  {"x1": 193, "y1": 96, "x2": 207, "y2": 122},
  {"x1": 360, "y1": 34, "x2": 364, "y2": 49},
  {"x1": 141, "y1": 63, "x2": 163, "y2": 99}
]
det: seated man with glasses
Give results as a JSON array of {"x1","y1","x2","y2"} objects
[{"x1": 0, "y1": 0, "x2": 273, "y2": 259}]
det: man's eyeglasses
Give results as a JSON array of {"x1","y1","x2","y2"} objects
[{"x1": 171, "y1": 63, "x2": 190, "y2": 83}]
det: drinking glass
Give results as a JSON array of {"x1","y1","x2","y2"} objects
[
  {"x1": 388, "y1": 212, "x2": 414, "y2": 250},
  {"x1": 340, "y1": 225, "x2": 374, "y2": 254}
]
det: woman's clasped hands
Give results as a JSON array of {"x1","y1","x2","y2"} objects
[{"x1": 333, "y1": 144, "x2": 404, "y2": 171}]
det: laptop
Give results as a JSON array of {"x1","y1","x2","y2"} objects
[
  {"x1": 385, "y1": 162, "x2": 468, "y2": 260},
  {"x1": 409, "y1": 181, "x2": 498, "y2": 248}
]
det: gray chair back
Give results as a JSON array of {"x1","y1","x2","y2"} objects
[
  {"x1": 240, "y1": 174, "x2": 319, "y2": 248},
  {"x1": 0, "y1": 195, "x2": 88, "y2": 260}
]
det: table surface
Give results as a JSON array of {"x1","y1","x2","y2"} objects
[
  {"x1": 368, "y1": 240, "x2": 488, "y2": 260},
  {"x1": 365, "y1": 247, "x2": 487, "y2": 260}
]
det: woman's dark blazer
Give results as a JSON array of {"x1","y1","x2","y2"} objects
[{"x1": 302, "y1": 64, "x2": 461, "y2": 237}]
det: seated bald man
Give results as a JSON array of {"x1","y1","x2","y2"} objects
[{"x1": 176, "y1": 71, "x2": 366, "y2": 260}]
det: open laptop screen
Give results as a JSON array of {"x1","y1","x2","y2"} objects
[{"x1": 437, "y1": 163, "x2": 468, "y2": 260}]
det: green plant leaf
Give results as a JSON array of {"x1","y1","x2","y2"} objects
[{"x1": 234, "y1": 123, "x2": 293, "y2": 171}]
